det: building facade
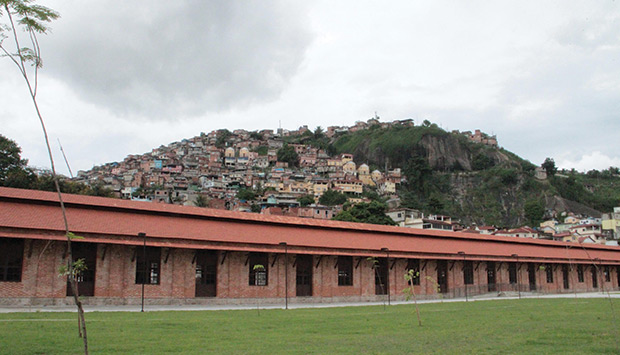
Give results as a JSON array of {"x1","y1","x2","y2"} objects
[{"x1": 1, "y1": 187, "x2": 620, "y2": 306}]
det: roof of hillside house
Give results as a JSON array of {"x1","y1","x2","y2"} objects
[{"x1": 1, "y1": 187, "x2": 620, "y2": 264}]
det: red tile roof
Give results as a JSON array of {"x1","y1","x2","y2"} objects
[{"x1": 1, "y1": 187, "x2": 620, "y2": 264}]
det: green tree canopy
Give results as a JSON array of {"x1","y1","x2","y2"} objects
[
  {"x1": 524, "y1": 198, "x2": 545, "y2": 226},
  {"x1": 277, "y1": 144, "x2": 299, "y2": 167},
  {"x1": 236, "y1": 188, "x2": 256, "y2": 201},
  {"x1": 297, "y1": 194, "x2": 315, "y2": 207},
  {"x1": 318, "y1": 189, "x2": 348, "y2": 206},
  {"x1": 0, "y1": 134, "x2": 35, "y2": 188},
  {"x1": 542, "y1": 158, "x2": 557, "y2": 176},
  {"x1": 332, "y1": 201, "x2": 396, "y2": 225},
  {"x1": 404, "y1": 155, "x2": 432, "y2": 194},
  {"x1": 194, "y1": 195, "x2": 208, "y2": 207}
]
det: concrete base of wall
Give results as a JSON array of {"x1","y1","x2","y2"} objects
[
  {"x1": 2, "y1": 289, "x2": 614, "y2": 307},
  {"x1": 0, "y1": 294, "x2": 441, "y2": 307}
]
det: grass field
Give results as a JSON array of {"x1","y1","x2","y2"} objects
[{"x1": 1, "y1": 298, "x2": 619, "y2": 354}]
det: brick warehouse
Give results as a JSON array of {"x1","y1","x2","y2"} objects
[{"x1": 1, "y1": 186, "x2": 620, "y2": 306}]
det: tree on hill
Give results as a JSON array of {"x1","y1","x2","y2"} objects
[
  {"x1": 277, "y1": 144, "x2": 299, "y2": 167},
  {"x1": 297, "y1": 194, "x2": 315, "y2": 207},
  {"x1": 215, "y1": 129, "x2": 232, "y2": 148},
  {"x1": 404, "y1": 155, "x2": 432, "y2": 194},
  {"x1": 472, "y1": 152, "x2": 495, "y2": 171},
  {"x1": 236, "y1": 188, "x2": 256, "y2": 201},
  {"x1": 319, "y1": 189, "x2": 348, "y2": 206},
  {"x1": 313, "y1": 126, "x2": 325, "y2": 140},
  {"x1": 542, "y1": 158, "x2": 557, "y2": 176},
  {"x1": 524, "y1": 198, "x2": 545, "y2": 226},
  {"x1": 332, "y1": 201, "x2": 396, "y2": 225},
  {"x1": 194, "y1": 195, "x2": 208, "y2": 207}
]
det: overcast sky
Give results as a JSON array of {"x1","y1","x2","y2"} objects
[{"x1": 2, "y1": 0, "x2": 619, "y2": 176}]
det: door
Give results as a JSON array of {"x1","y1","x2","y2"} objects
[
  {"x1": 296, "y1": 254, "x2": 312, "y2": 296},
  {"x1": 67, "y1": 243, "x2": 97, "y2": 297},
  {"x1": 562, "y1": 265, "x2": 570, "y2": 289},
  {"x1": 437, "y1": 260, "x2": 448, "y2": 294},
  {"x1": 591, "y1": 266, "x2": 598, "y2": 289},
  {"x1": 528, "y1": 263, "x2": 537, "y2": 291},
  {"x1": 195, "y1": 251, "x2": 217, "y2": 297},
  {"x1": 375, "y1": 258, "x2": 388, "y2": 295},
  {"x1": 487, "y1": 261, "x2": 496, "y2": 292}
]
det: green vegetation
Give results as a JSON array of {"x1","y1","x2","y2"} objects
[
  {"x1": 331, "y1": 125, "x2": 447, "y2": 169},
  {"x1": 0, "y1": 299, "x2": 618, "y2": 354},
  {"x1": 296, "y1": 194, "x2": 315, "y2": 207},
  {"x1": 318, "y1": 189, "x2": 348, "y2": 206},
  {"x1": 0, "y1": 135, "x2": 113, "y2": 197},
  {"x1": 333, "y1": 201, "x2": 396, "y2": 225},
  {"x1": 194, "y1": 195, "x2": 208, "y2": 207},
  {"x1": 215, "y1": 129, "x2": 232, "y2": 148},
  {"x1": 542, "y1": 157, "x2": 557, "y2": 176},
  {"x1": 548, "y1": 171, "x2": 620, "y2": 212},
  {"x1": 276, "y1": 144, "x2": 299, "y2": 167},
  {"x1": 236, "y1": 188, "x2": 257, "y2": 201}
]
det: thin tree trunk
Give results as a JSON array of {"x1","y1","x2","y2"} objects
[{"x1": 2, "y1": 5, "x2": 88, "y2": 352}]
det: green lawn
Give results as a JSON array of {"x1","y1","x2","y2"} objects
[{"x1": 1, "y1": 299, "x2": 619, "y2": 354}]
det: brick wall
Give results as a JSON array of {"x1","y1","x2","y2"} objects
[{"x1": 2, "y1": 239, "x2": 619, "y2": 305}]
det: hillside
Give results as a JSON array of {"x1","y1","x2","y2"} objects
[
  {"x1": 60, "y1": 121, "x2": 620, "y2": 228},
  {"x1": 322, "y1": 124, "x2": 620, "y2": 227}
]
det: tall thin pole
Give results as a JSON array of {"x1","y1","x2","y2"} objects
[{"x1": 140, "y1": 232, "x2": 146, "y2": 312}]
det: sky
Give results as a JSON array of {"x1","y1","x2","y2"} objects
[{"x1": 1, "y1": 0, "x2": 619, "y2": 176}]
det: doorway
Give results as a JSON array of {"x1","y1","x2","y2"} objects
[
  {"x1": 487, "y1": 261, "x2": 496, "y2": 292},
  {"x1": 562, "y1": 265, "x2": 570, "y2": 290},
  {"x1": 375, "y1": 258, "x2": 388, "y2": 295},
  {"x1": 66, "y1": 243, "x2": 97, "y2": 297},
  {"x1": 195, "y1": 250, "x2": 217, "y2": 297},
  {"x1": 296, "y1": 254, "x2": 312, "y2": 297},
  {"x1": 528, "y1": 263, "x2": 537, "y2": 291},
  {"x1": 591, "y1": 266, "x2": 598, "y2": 289},
  {"x1": 437, "y1": 260, "x2": 448, "y2": 294}
]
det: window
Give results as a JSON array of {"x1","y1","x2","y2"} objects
[
  {"x1": 508, "y1": 263, "x2": 517, "y2": 284},
  {"x1": 338, "y1": 256, "x2": 353, "y2": 286},
  {"x1": 0, "y1": 238, "x2": 24, "y2": 282},
  {"x1": 249, "y1": 253, "x2": 268, "y2": 286},
  {"x1": 135, "y1": 247, "x2": 161, "y2": 285},
  {"x1": 463, "y1": 260, "x2": 474, "y2": 285},
  {"x1": 604, "y1": 266, "x2": 611, "y2": 282},
  {"x1": 545, "y1": 263, "x2": 554, "y2": 283},
  {"x1": 577, "y1": 265, "x2": 584, "y2": 283},
  {"x1": 406, "y1": 259, "x2": 420, "y2": 286}
]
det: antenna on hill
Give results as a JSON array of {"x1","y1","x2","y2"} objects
[{"x1": 58, "y1": 138, "x2": 74, "y2": 178}]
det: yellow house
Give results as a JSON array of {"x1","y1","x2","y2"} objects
[
  {"x1": 327, "y1": 159, "x2": 343, "y2": 168},
  {"x1": 239, "y1": 147, "x2": 250, "y2": 158},
  {"x1": 224, "y1": 147, "x2": 235, "y2": 158},
  {"x1": 379, "y1": 180, "x2": 396, "y2": 194},
  {"x1": 343, "y1": 161, "x2": 357, "y2": 175},
  {"x1": 602, "y1": 208, "x2": 620, "y2": 239},
  {"x1": 340, "y1": 154, "x2": 353, "y2": 164},
  {"x1": 332, "y1": 179, "x2": 363, "y2": 195},
  {"x1": 371, "y1": 169, "x2": 383, "y2": 182},
  {"x1": 289, "y1": 181, "x2": 311, "y2": 194},
  {"x1": 312, "y1": 180, "x2": 330, "y2": 197},
  {"x1": 357, "y1": 164, "x2": 375, "y2": 186}
]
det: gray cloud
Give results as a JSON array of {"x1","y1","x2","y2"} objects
[{"x1": 44, "y1": 1, "x2": 312, "y2": 119}]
